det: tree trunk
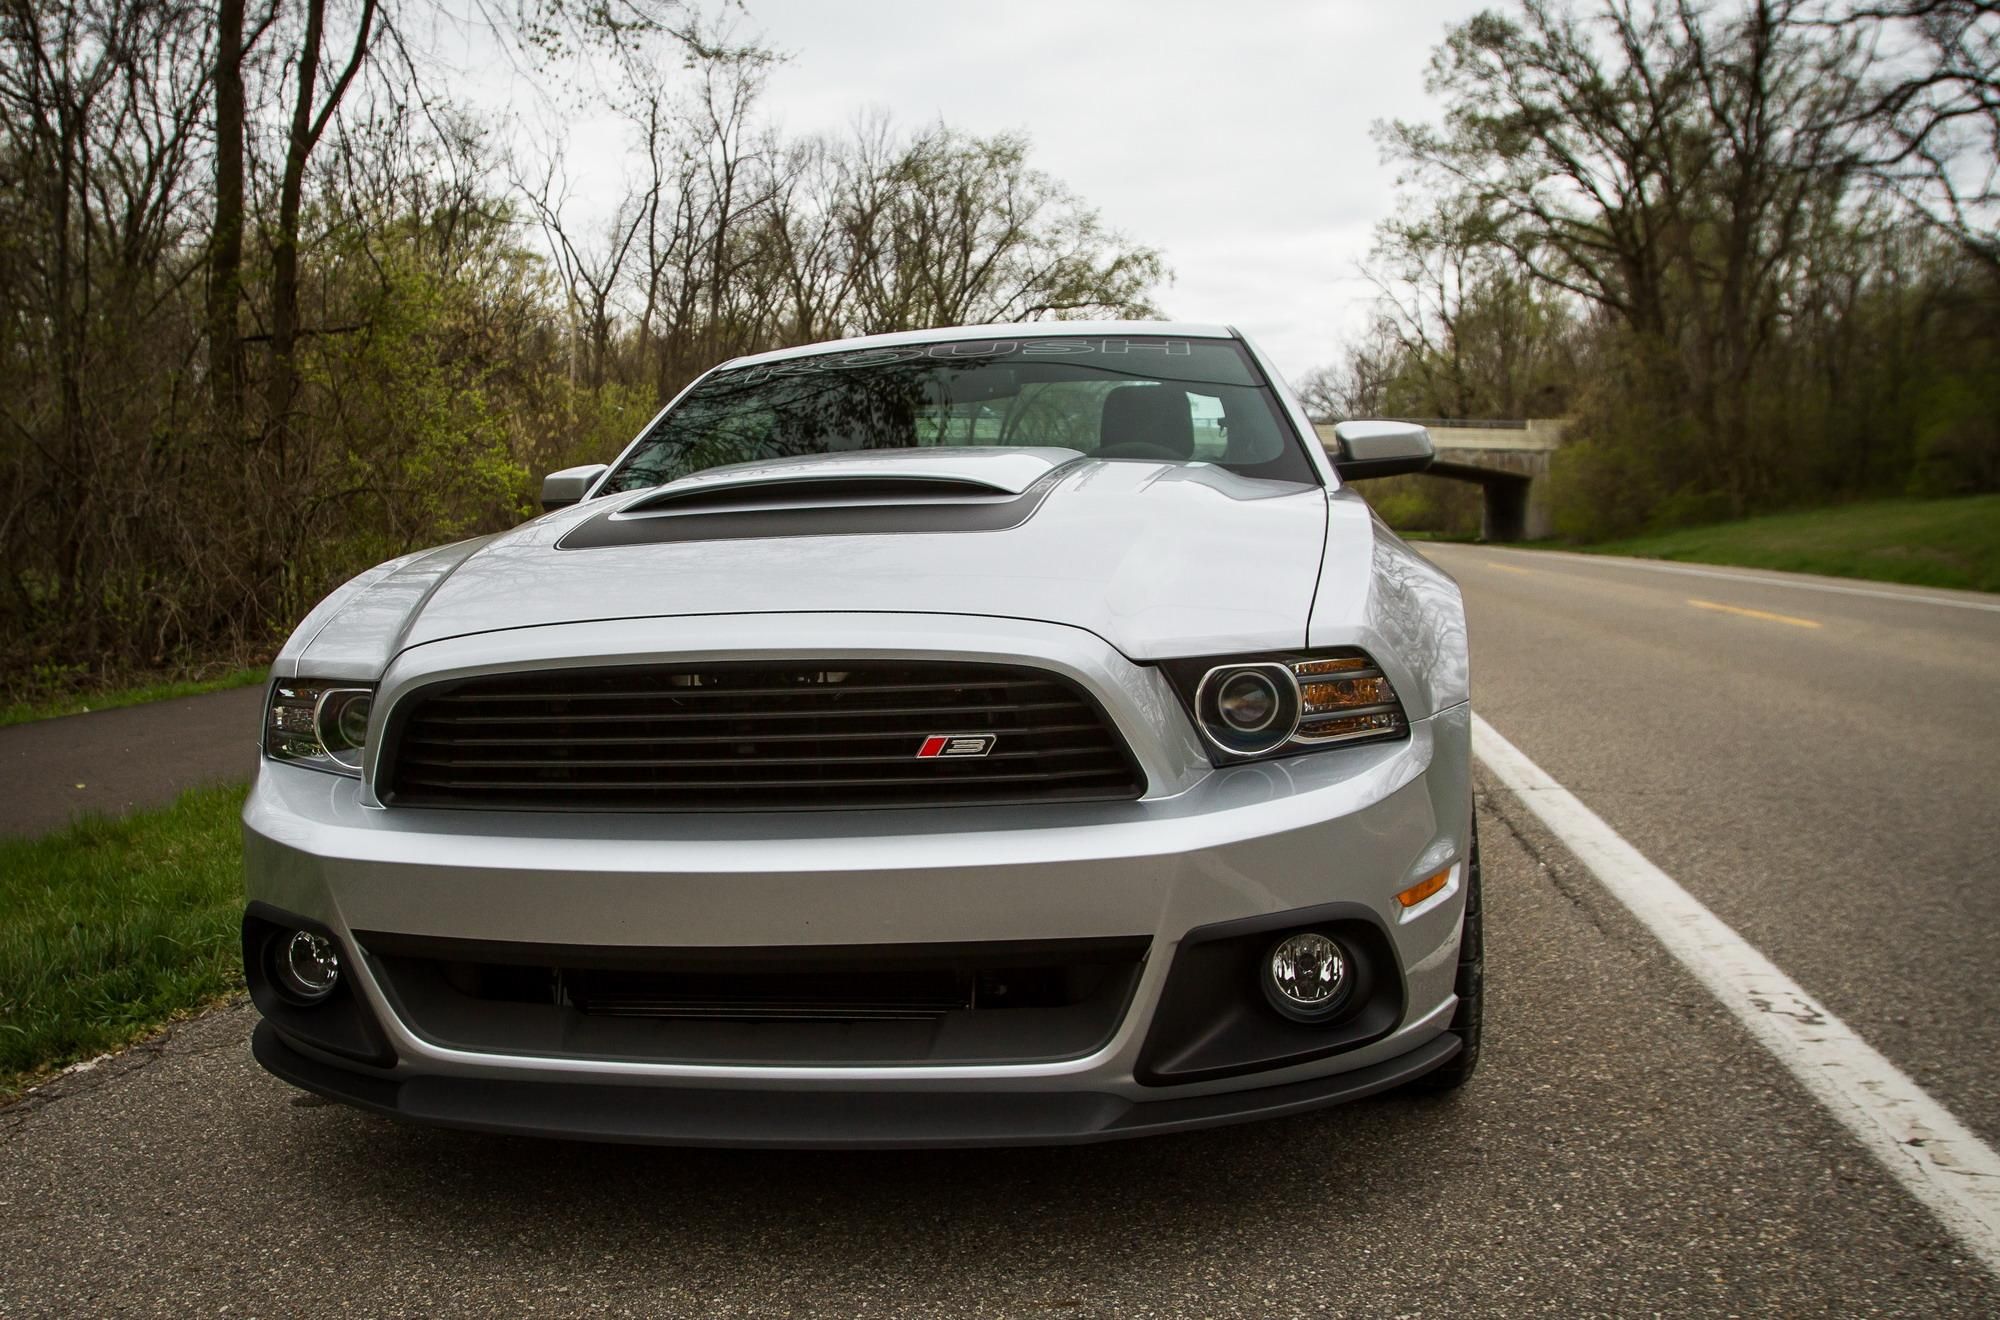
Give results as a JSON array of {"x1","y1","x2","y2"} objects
[
  {"x1": 267, "y1": 0, "x2": 376, "y2": 439},
  {"x1": 267, "y1": 0, "x2": 326, "y2": 439},
  {"x1": 207, "y1": 0, "x2": 245, "y2": 424}
]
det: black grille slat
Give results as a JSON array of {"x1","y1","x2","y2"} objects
[
  {"x1": 382, "y1": 660, "x2": 1144, "y2": 811},
  {"x1": 396, "y1": 747, "x2": 1116, "y2": 770},
  {"x1": 394, "y1": 722, "x2": 1107, "y2": 748},
  {"x1": 404, "y1": 700, "x2": 1081, "y2": 726},
  {"x1": 426, "y1": 678, "x2": 1060, "y2": 703},
  {"x1": 393, "y1": 769, "x2": 1130, "y2": 791}
]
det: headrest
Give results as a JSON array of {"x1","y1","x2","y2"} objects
[{"x1": 1098, "y1": 386, "x2": 1193, "y2": 459}]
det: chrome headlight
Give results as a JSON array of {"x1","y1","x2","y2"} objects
[
  {"x1": 265, "y1": 680, "x2": 376, "y2": 777},
  {"x1": 1165, "y1": 650, "x2": 1407, "y2": 765}
]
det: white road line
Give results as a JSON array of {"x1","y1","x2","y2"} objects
[
  {"x1": 1448, "y1": 546, "x2": 2000, "y2": 614},
  {"x1": 1473, "y1": 713, "x2": 2000, "y2": 1277}
]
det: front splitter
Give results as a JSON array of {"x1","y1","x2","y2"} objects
[{"x1": 252, "y1": 1021, "x2": 1458, "y2": 1149}]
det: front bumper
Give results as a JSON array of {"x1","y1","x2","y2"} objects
[{"x1": 243, "y1": 615, "x2": 1473, "y2": 1146}]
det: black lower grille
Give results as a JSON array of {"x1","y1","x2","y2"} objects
[
  {"x1": 566, "y1": 967, "x2": 974, "y2": 1021},
  {"x1": 357, "y1": 933, "x2": 1152, "y2": 1065},
  {"x1": 380, "y1": 660, "x2": 1145, "y2": 811}
]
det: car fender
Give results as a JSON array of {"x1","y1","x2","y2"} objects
[{"x1": 1306, "y1": 491, "x2": 1469, "y2": 722}]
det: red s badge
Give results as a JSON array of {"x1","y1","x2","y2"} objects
[{"x1": 916, "y1": 734, "x2": 996, "y2": 759}]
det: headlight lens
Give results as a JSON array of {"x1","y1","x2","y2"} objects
[
  {"x1": 1169, "y1": 650, "x2": 1407, "y2": 764},
  {"x1": 1194, "y1": 662, "x2": 1299, "y2": 757},
  {"x1": 266, "y1": 681, "x2": 376, "y2": 776},
  {"x1": 1215, "y1": 670, "x2": 1283, "y2": 731}
]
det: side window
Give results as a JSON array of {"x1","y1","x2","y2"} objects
[{"x1": 1188, "y1": 393, "x2": 1228, "y2": 461}]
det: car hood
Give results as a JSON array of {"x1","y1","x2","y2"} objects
[{"x1": 293, "y1": 450, "x2": 1336, "y2": 673}]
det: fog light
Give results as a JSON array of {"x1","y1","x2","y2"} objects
[
  {"x1": 275, "y1": 929, "x2": 340, "y2": 1003},
  {"x1": 1263, "y1": 931, "x2": 1350, "y2": 1021}
]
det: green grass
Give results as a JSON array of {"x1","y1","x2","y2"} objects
[
  {"x1": 0, "y1": 667, "x2": 267, "y2": 729},
  {"x1": 1574, "y1": 495, "x2": 2000, "y2": 594},
  {"x1": 0, "y1": 782, "x2": 248, "y2": 1099},
  {"x1": 1395, "y1": 530, "x2": 1482, "y2": 544}
]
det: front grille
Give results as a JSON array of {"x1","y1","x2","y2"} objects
[{"x1": 380, "y1": 660, "x2": 1145, "y2": 811}]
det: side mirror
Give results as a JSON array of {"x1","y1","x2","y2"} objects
[
  {"x1": 540, "y1": 463, "x2": 609, "y2": 512},
  {"x1": 1330, "y1": 421, "x2": 1433, "y2": 480}
]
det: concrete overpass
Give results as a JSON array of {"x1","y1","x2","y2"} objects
[{"x1": 1313, "y1": 418, "x2": 1571, "y2": 541}]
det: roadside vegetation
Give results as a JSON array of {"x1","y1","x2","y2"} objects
[
  {"x1": 1304, "y1": 1, "x2": 1999, "y2": 552},
  {"x1": 0, "y1": 668, "x2": 267, "y2": 730},
  {"x1": 1377, "y1": 489, "x2": 2000, "y2": 596},
  {"x1": 0, "y1": 4, "x2": 1162, "y2": 707},
  {"x1": 0, "y1": 784, "x2": 248, "y2": 1100},
  {"x1": 3, "y1": 1, "x2": 1994, "y2": 698},
  {"x1": 1574, "y1": 495, "x2": 2000, "y2": 594}
]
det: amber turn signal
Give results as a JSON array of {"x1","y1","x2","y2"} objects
[{"x1": 1396, "y1": 867, "x2": 1453, "y2": 909}]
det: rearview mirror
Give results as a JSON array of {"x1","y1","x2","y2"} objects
[
  {"x1": 540, "y1": 463, "x2": 609, "y2": 512},
  {"x1": 947, "y1": 367, "x2": 1018, "y2": 404},
  {"x1": 1330, "y1": 421, "x2": 1433, "y2": 480}
]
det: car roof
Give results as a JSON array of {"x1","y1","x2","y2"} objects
[{"x1": 719, "y1": 321, "x2": 1242, "y2": 370}]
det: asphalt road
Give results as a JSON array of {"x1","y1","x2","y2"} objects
[
  {"x1": 2, "y1": 551, "x2": 1997, "y2": 1314},
  {"x1": 0, "y1": 686, "x2": 264, "y2": 837},
  {"x1": 1423, "y1": 544, "x2": 2000, "y2": 1150}
]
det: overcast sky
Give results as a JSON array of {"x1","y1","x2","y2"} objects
[
  {"x1": 530, "y1": 0, "x2": 1495, "y2": 380},
  {"x1": 737, "y1": 0, "x2": 1494, "y2": 378}
]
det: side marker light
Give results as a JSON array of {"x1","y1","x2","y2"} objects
[{"x1": 1397, "y1": 868, "x2": 1453, "y2": 909}]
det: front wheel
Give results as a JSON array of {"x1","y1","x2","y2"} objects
[{"x1": 1410, "y1": 816, "x2": 1482, "y2": 1093}]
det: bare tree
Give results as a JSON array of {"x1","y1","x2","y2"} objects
[
  {"x1": 205, "y1": 0, "x2": 277, "y2": 422},
  {"x1": 1382, "y1": 0, "x2": 1874, "y2": 504},
  {"x1": 512, "y1": 140, "x2": 649, "y2": 391},
  {"x1": 0, "y1": 0, "x2": 216, "y2": 650},
  {"x1": 1293, "y1": 340, "x2": 1403, "y2": 421},
  {"x1": 1826, "y1": 0, "x2": 2000, "y2": 271},
  {"x1": 843, "y1": 123, "x2": 1163, "y2": 332},
  {"x1": 758, "y1": 134, "x2": 860, "y2": 345},
  {"x1": 0, "y1": 3, "x2": 1171, "y2": 694},
  {"x1": 266, "y1": 0, "x2": 379, "y2": 435}
]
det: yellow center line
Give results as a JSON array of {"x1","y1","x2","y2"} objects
[
  {"x1": 1484, "y1": 561, "x2": 1537, "y2": 575},
  {"x1": 1686, "y1": 598, "x2": 1822, "y2": 629}
]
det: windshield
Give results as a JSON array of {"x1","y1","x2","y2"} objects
[{"x1": 600, "y1": 335, "x2": 1318, "y2": 493}]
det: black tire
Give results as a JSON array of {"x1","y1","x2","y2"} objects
[{"x1": 1410, "y1": 816, "x2": 1482, "y2": 1093}]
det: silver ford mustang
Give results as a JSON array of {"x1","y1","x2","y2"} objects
[{"x1": 242, "y1": 321, "x2": 1479, "y2": 1147}]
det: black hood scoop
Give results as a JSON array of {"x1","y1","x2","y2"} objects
[
  {"x1": 557, "y1": 466, "x2": 1078, "y2": 551},
  {"x1": 623, "y1": 474, "x2": 1020, "y2": 515}
]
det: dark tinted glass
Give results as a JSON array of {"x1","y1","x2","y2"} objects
[{"x1": 601, "y1": 335, "x2": 1317, "y2": 493}]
